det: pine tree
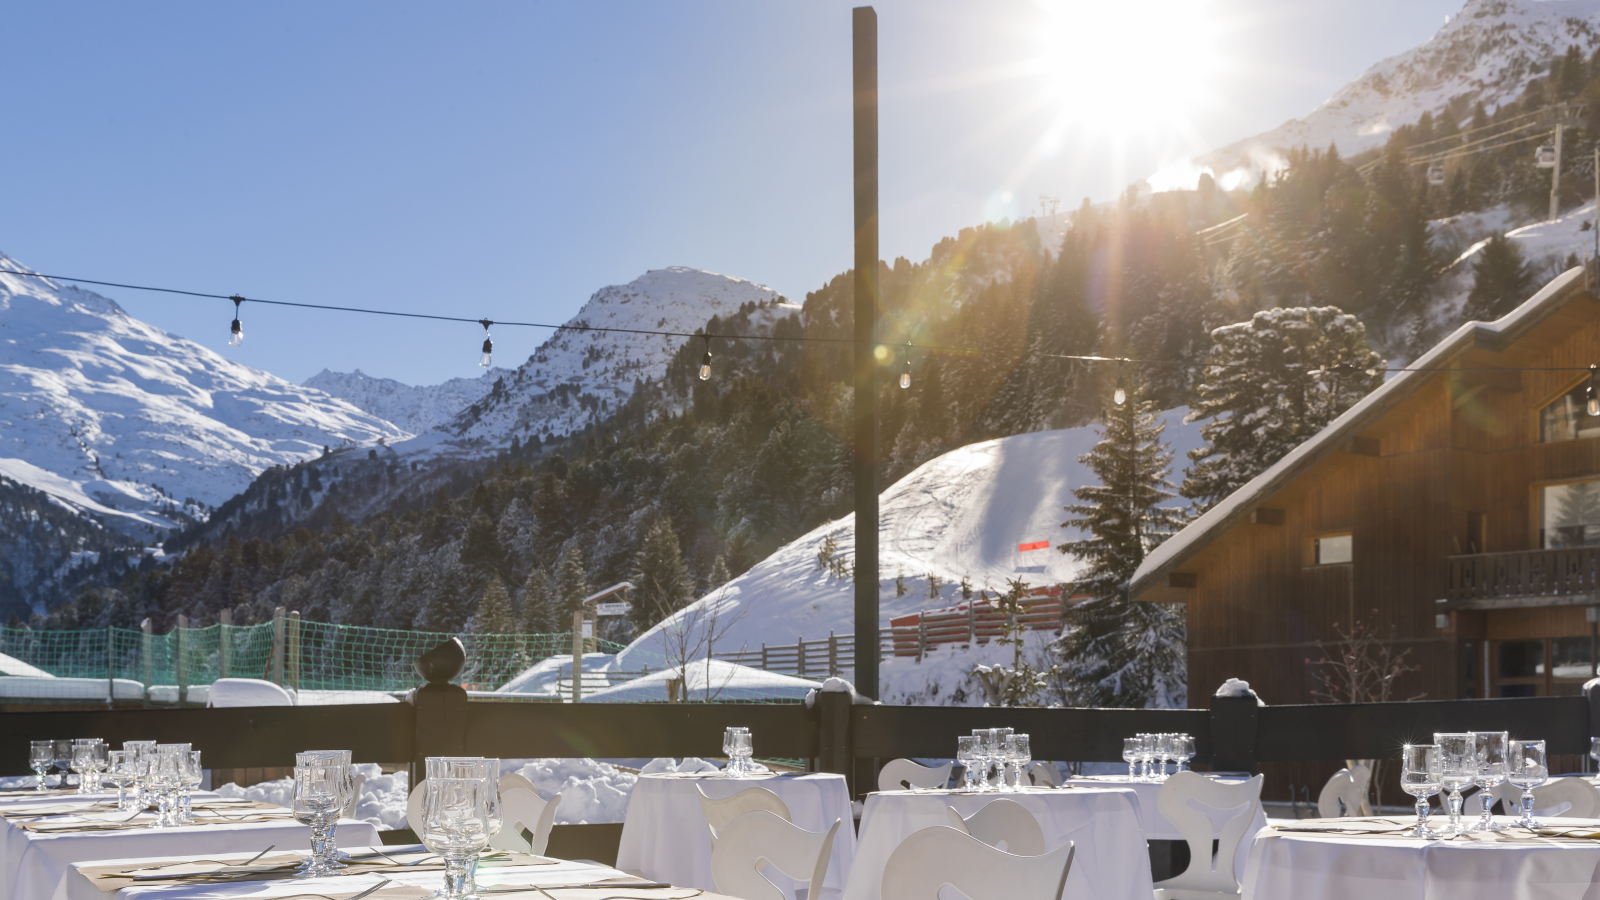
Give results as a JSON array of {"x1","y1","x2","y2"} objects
[
  {"x1": 708, "y1": 555, "x2": 732, "y2": 591},
  {"x1": 1464, "y1": 234, "x2": 1535, "y2": 322},
  {"x1": 1052, "y1": 382, "x2": 1189, "y2": 708},
  {"x1": 630, "y1": 517, "x2": 691, "y2": 633},
  {"x1": 555, "y1": 544, "x2": 590, "y2": 619},
  {"x1": 519, "y1": 566, "x2": 557, "y2": 633},
  {"x1": 1181, "y1": 307, "x2": 1384, "y2": 512},
  {"x1": 459, "y1": 512, "x2": 504, "y2": 575},
  {"x1": 473, "y1": 576, "x2": 515, "y2": 634}
]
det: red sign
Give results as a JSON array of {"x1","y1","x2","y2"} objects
[{"x1": 1017, "y1": 540, "x2": 1050, "y2": 552}]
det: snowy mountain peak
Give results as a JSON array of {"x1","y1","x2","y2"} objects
[
  {"x1": 1191, "y1": 0, "x2": 1600, "y2": 184},
  {"x1": 0, "y1": 254, "x2": 409, "y2": 535},
  {"x1": 303, "y1": 366, "x2": 516, "y2": 435}
]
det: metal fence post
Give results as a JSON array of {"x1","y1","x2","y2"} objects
[
  {"x1": 288, "y1": 611, "x2": 302, "y2": 691},
  {"x1": 271, "y1": 607, "x2": 286, "y2": 686},
  {"x1": 104, "y1": 625, "x2": 114, "y2": 706},
  {"x1": 139, "y1": 618, "x2": 153, "y2": 699},
  {"x1": 1209, "y1": 693, "x2": 1261, "y2": 773},
  {"x1": 218, "y1": 608, "x2": 232, "y2": 679},
  {"x1": 176, "y1": 614, "x2": 189, "y2": 705}
]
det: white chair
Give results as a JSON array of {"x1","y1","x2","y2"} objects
[
  {"x1": 405, "y1": 781, "x2": 425, "y2": 835},
  {"x1": 878, "y1": 759, "x2": 954, "y2": 792},
  {"x1": 881, "y1": 825, "x2": 1075, "y2": 900},
  {"x1": 499, "y1": 772, "x2": 537, "y2": 795},
  {"x1": 1315, "y1": 765, "x2": 1370, "y2": 817},
  {"x1": 1153, "y1": 770, "x2": 1264, "y2": 899},
  {"x1": 1026, "y1": 762, "x2": 1063, "y2": 788},
  {"x1": 708, "y1": 809, "x2": 840, "y2": 900},
  {"x1": 943, "y1": 798, "x2": 1047, "y2": 856},
  {"x1": 1491, "y1": 776, "x2": 1600, "y2": 818},
  {"x1": 698, "y1": 785, "x2": 792, "y2": 844},
  {"x1": 490, "y1": 786, "x2": 562, "y2": 855},
  {"x1": 343, "y1": 771, "x2": 367, "y2": 819}
]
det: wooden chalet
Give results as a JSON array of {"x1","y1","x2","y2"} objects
[{"x1": 1130, "y1": 267, "x2": 1600, "y2": 704}]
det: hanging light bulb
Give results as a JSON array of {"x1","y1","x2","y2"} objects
[
  {"x1": 228, "y1": 296, "x2": 244, "y2": 347},
  {"x1": 479, "y1": 319, "x2": 494, "y2": 368},
  {"x1": 899, "y1": 340, "x2": 912, "y2": 389},
  {"x1": 698, "y1": 335, "x2": 713, "y2": 381},
  {"x1": 1113, "y1": 374, "x2": 1127, "y2": 407},
  {"x1": 1587, "y1": 364, "x2": 1599, "y2": 416}
]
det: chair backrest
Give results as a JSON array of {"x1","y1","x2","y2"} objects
[
  {"x1": 878, "y1": 759, "x2": 954, "y2": 792},
  {"x1": 405, "y1": 780, "x2": 425, "y2": 835},
  {"x1": 1154, "y1": 770, "x2": 1264, "y2": 895},
  {"x1": 490, "y1": 786, "x2": 562, "y2": 855},
  {"x1": 881, "y1": 826, "x2": 1075, "y2": 900},
  {"x1": 708, "y1": 809, "x2": 840, "y2": 900},
  {"x1": 943, "y1": 798, "x2": 1047, "y2": 856},
  {"x1": 1316, "y1": 765, "x2": 1370, "y2": 818},
  {"x1": 1026, "y1": 762, "x2": 1063, "y2": 788},
  {"x1": 499, "y1": 772, "x2": 537, "y2": 796},
  {"x1": 697, "y1": 786, "x2": 792, "y2": 843},
  {"x1": 343, "y1": 772, "x2": 367, "y2": 819},
  {"x1": 1493, "y1": 777, "x2": 1600, "y2": 817}
]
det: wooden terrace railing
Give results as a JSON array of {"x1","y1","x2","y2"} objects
[{"x1": 1444, "y1": 547, "x2": 1600, "y2": 608}]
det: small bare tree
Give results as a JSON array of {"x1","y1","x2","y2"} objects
[
  {"x1": 648, "y1": 587, "x2": 753, "y2": 703},
  {"x1": 1304, "y1": 609, "x2": 1424, "y2": 809}
]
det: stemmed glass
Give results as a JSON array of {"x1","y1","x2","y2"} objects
[
  {"x1": 292, "y1": 763, "x2": 348, "y2": 876},
  {"x1": 1178, "y1": 735, "x2": 1196, "y2": 773},
  {"x1": 1433, "y1": 733, "x2": 1474, "y2": 834},
  {"x1": 1509, "y1": 739, "x2": 1549, "y2": 829},
  {"x1": 298, "y1": 751, "x2": 356, "y2": 872},
  {"x1": 71, "y1": 740, "x2": 106, "y2": 794},
  {"x1": 1122, "y1": 738, "x2": 1140, "y2": 780},
  {"x1": 123, "y1": 741, "x2": 157, "y2": 809},
  {"x1": 1471, "y1": 731, "x2": 1508, "y2": 833},
  {"x1": 148, "y1": 746, "x2": 189, "y2": 827},
  {"x1": 178, "y1": 751, "x2": 203, "y2": 824},
  {"x1": 422, "y1": 778, "x2": 491, "y2": 900},
  {"x1": 733, "y1": 732, "x2": 753, "y2": 777},
  {"x1": 1007, "y1": 735, "x2": 1032, "y2": 790},
  {"x1": 52, "y1": 739, "x2": 72, "y2": 789},
  {"x1": 426, "y1": 757, "x2": 501, "y2": 896},
  {"x1": 29, "y1": 741, "x2": 52, "y2": 792},
  {"x1": 956, "y1": 736, "x2": 979, "y2": 790},
  {"x1": 993, "y1": 728, "x2": 1015, "y2": 791},
  {"x1": 104, "y1": 750, "x2": 133, "y2": 810},
  {"x1": 1400, "y1": 744, "x2": 1442, "y2": 838},
  {"x1": 974, "y1": 730, "x2": 999, "y2": 791},
  {"x1": 723, "y1": 727, "x2": 750, "y2": 777}
]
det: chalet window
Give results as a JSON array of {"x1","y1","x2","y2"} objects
[
  {"x1": 1313, "y1": 533, "x2": 1352, "y2": 565},
  {"x1": 1540, "y1": 481, "x2": 1600, "y2": 548},
  {"x1": 1539, "y1": 382, "x2": 1600, "y2": 442}
]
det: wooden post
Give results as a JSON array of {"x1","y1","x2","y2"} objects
[
  {"x1": 797, "y1": 638, "x2": 806, "y2": 679},
  {"x1": 175, "y1": 614, "x2": 189, "y2": 706},
  {"x1": 817, "y1": 689, "x2": 853, "y2": 797},
  {"x1": 571, "y1": 610, "x2": 583, "y2": 705},
  {"x1": 852, "y1": 4, "x2": 880, "y2": 700},
  {"x1": 828, "y1": 631, "x2": 838, "y2": 677},
  {"x1": 761, "y1": 643, "x2": 769, "y2": 670},
  {"x1": 271, "y1": 607, "x2": 286, "y2": 686},
  {"x1": 218, "y1": 608, "x2": 232, "y2": 679},
  {"x1": 917, "y1": 619, "x2": 927, "y2": 662},
  {"x1": 968, "y1": 603, "x2": 977, "y2": 646},
  {"x1": 288, "y1": 611, "x2": 301, "y2": 691},
  {"x1": 104, "y1": 625, "x2": 114, "y2": 706},
  {"x1": 1209, "y1": 692, "x2": 1261, "y2": 773},
  {"x1": 139, "y1": 618, "x2": 153, "y2": 698}
]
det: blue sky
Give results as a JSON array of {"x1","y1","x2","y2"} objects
[{"x1": 2, "y1": 0, "x2": 1464, "y2": 386}]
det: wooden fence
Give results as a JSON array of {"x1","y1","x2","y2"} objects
[{"x1": 1445, "y1": 547, "x2": 1600, "y2": 607}]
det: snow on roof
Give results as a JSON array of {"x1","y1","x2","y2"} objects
[
  {"x1": 581, "y1": 658, "x2": 821, "y2": 704},
  {"x1": 1129, "y1": 266, "x2": 1590, "y2": 598}
]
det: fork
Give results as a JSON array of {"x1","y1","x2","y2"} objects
[
  {"x1": 271, "y1": 877, "x2": 391, "y2": 900},
  {"x1": 120, "y1": 845, "x2": 277, "y2": 874}
]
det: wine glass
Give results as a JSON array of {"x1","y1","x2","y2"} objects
[
  {"x1": 1122, "y1": 738, "x2": 1140, "y2": 780},
  {"x1": 1179, "y1": 735, "x2": 1197, "y2": 773},
  {"x1": 52, "y1": 739, "x2": 72, "y2": 789},
  {"x1": 1509, "y1": 739, "x2": 1549, "y2": 829},
  {"x1": 147, "y1": 749, "x2": 184, "y2": 827},
  {"x1": 104, "y1": 750, "x2": 132, "y2": 810},
  {"x1": 979, "y1": 730, "x2": 1001, "y2": 791},
  {"x1": 1470, "y1": 731, "x2": 1508, "y2": 833},
  {"x1": 293, "y1": 763, "x2": 347, "y2": 876},
  {"x1": 179, "y1": 751, "x2": 203, "y2": 824},
  {"x1": 422, "y1": 778, "x2": 491, "y2": 900},
  {"x1": 1433, "y1": 732, "x2": 1473, "y2": 834},
  {"x1": 1008, "y1": 735, "x2": 1032, "y2": 790},
  {"x1": 956, "y1": 736, "x2": 979, "y2": 790},
  {"x1": 993, "y1": 728, "x2": 1015, "y2": 791},
  {"x1": 29, "y1": 741, "x2": 52, "y2": 792},
  {"x1": 425, "y1": 757, "x2": 500, "y2": 895},
  {"x1": 722, "y1": 728, "x2": 737, "y2": 776},
  {"x1": 122, "y1": 741, "x2": 157, "y2": 809},
  {"x1": 299, "y1": 751, "x2": 355, "y2": 870},
  {"x1": 70, "y1": 741, "x2": 93, "y2": 794},
  {"x1": 1400, "y1": 744, "x2": 1442, "y2": 838}
]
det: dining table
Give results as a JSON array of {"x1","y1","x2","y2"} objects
[
  {"x1": 616, "y1": 771, "x2": 856, "y2": 900},
  {"x1": 841, "y1": 784, "x2": 1153, "y2": 900},
  {"x1": 1240, "y1": 816, "x2": 1600, "y2": 900},
  {"x1": 0, "y1": 790, "x2": 379, "y2": 900},
  {"x1": 1061, "y1": 772, "x2": 1267, "y2": 884}
]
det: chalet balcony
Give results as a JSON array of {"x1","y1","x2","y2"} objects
[{"x1": 1442, "y1": 547, "x2": 1600, "y2": 610}]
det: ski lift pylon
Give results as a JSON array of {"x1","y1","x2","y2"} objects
[
  {"x1": 1426, "y1": 163, "x2": 1446, "y2": 186},
  {"x1": 1536, "y1": 144, "x2": 1558, "y2": 168}
]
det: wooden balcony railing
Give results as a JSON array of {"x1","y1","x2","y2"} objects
[{"x1": 1445, "y1": 547, "x2": 1600, "y2": 607}]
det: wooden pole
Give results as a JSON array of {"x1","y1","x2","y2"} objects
[
  {"x1": 218, "y1": 608, "x2": 232, "y2": 679},
  {"x1": 571, "y1": 610, "x2": 583, "y2": 705},
  {"x1": 852, "y1": 4, "x2": 880, "y2": 699}
]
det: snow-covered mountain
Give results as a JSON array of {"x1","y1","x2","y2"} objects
[
  {"x1": 303, "y1": 367, "x2": 515, "y2": 435},
  {"x1": 615, "y1": 410, "x2": 1205, "y2": 671},
  {"x1": 1193, "y1": 0, "x2": 1600, "y2": 185},
  {"x1": 405, "y1": 267, "x2": 792, "y2": 453},
  {"x1": 0, "y1": 255, "x2": 409, "y2": 536}
]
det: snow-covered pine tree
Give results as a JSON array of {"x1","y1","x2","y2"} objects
[
  {"x1": 707, "y1": 555, "x2": 731, "y2": 591},
  {"x1": 629, "y1": 517, "x2": 691, "y2": 633},
  {"x1": 1181, "y1": 307, "x2": 1383, "y2": 512},
  {"x1": 1463, "y1": 234, "x2": 1535, "y2": 323},
  {"x1": 519, "y1": 566, "x2": 557, "y2": 633},
  {"x1": 473, "y1": 576, "x2": 515, "y2": 634},
  {"x1": 555, "y1": 544, "x2": 591, "y2": 619},
  {"x1": 1053, "y1": 379, "x2": 1189, "y2": 708}
]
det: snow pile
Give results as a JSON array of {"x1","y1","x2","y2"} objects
[
  {"x1": 1214, "y1": 677, "x2": 1264, "y2": 706},
  {"x1": 582, "y1": 659, "x2": 821, "y2": 704},
  {"x1": 0, "y1": 254, "x2": 409, "y2": 536},
  {"x1": 503, "y1": 758, "x2": 639, "y2": 824},
  {"x1": 616, "y1": 412, "x2": 1203, "y2": 672},
  {"x1": 877, "y1": 631, "x2": 1061, "y2": 707},
  {"x1": 304, "y1": 367, "x2": 515, "y2": 435}
]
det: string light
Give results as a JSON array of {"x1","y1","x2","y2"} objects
[
  {"x1": 228, "y1": 296, "x2": 244, "y2": 347},
  {"x1": 1113, "y1": 374, "x2": 1127, "y2": 407},
  {"x1": 478, "y1": 319, "x2": 494, "y2": 368},
  {"x1": 1587, "y1": 364, "x2": 1599, "y2": 417},
  {"x1": 899, "y1": 341, "x2": 912, "y2": 390},
  {"x1": 698, "y1": 335, "x2": 713, "y2": 381}
]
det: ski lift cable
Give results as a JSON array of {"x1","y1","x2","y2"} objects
[
  {"x1": 1402, "y1": 105, "x2": 1558, "y2": 154},
  {"x1": 1407, "y1": 128, "x2": 1556, "y2": 167}
]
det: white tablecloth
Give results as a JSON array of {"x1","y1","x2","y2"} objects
[
  {"x1": 616, "y1": 772, "x2": 856, "y2": 900},
  {"x1": 1241, "y1": 817, "x2": 1600, "y2": 900},
  {"x1": 842, "y1": 787, "x2": 1153, "y2": 900},
  {"x1": 1063, "y1": 774, "x2": 1267, "y2": 884},
  {"x1": 68, "y1": 846, "x2": 638, "y2": 900},
  {"x1": 0, "y1": 795, "x2": 379, "y2": 900}
]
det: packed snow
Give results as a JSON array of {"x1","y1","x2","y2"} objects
[
  {"x1": 615, "y1": 411, "x2": 1204, "y2": 671},
  {"x1": 0, "y1": 254, "x2": 410, "y2": 536},
  {"x1": 303, "y1": 367, "x2": 516, "y2": 435}
]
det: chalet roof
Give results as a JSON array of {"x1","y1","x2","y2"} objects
[{"x1": 1128, "y1": 267, "x2": 1591, "y2": 599}]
